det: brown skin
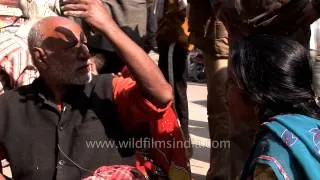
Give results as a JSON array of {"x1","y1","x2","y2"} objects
[
  {"x1": 225, "y1": 62, "x2": 260, "y2": 130},
  {"x1": 30, "y1": 0, "x2": 172, "y2": 107}
]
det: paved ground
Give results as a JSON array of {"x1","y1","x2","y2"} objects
[
  {"x1": 187, "y1": 82, "x2": 210, "y2": 180},
  {"x1": 150, "y1": 52, "x2": 211, "y2": 179}
]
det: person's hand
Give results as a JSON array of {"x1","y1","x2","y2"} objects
[{"x1": 61, "y1": 0, "x2": 113, "y2": 31}]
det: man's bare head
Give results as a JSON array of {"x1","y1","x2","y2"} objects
[
  {"x1": 28, "y1": 16, "x2": 83, "y2": 55},
  {"x1": 28, "y1": 16, "x2": 92, "y2": 85}
]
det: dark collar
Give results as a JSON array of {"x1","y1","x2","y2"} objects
[{"x1": 27, "y1": 78, "x2": 86, "y2": 105}]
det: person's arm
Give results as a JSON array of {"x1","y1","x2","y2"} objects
[
  {"x1": 62, "y1": 0, "x2": 172, "y2": 107},
  {"x1": 112, "y1": 76, "x2": 172, "y2": 134}
]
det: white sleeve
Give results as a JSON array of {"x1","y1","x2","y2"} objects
[{"x1": 178, "y1": 0, "x2": 188, "y2": 10}]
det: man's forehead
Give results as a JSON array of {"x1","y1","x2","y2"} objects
[
  {"x1": 40, "y1": 25, "x2": 86, "y2": 50},
  {"x1": 40, "y1": 17, "x2": 84, "y2": 40},
  {"x1": 53, "y1": 26, "x2": 85, "y2": 43}
]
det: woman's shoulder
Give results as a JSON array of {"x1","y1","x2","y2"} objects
[{"x1": 247, "y1": 131, "x2": 304, "y2": 180}]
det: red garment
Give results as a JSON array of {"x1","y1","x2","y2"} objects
[
  {"x1": 135, "y1": 107, "x2": 191, "y2": 179},
  {"x1": 84, "y1": 77, "x2": 190, "y2": 179},
  {"x1": 112, "y1": 77, "x2": 171, "y2": 133},
  {"x1": 112, "y1": 77, "x2": 191, "y2": 179},
  {"x1": 120, "y1": 66, "x2": 131, "y2": 78}
]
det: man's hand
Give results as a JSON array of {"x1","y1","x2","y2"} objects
[{"x1": 61, "y1": 0, "x2": 113, "y2": 31}]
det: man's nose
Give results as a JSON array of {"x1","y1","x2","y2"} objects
[{"x1": 78, "y1": 44, "x2": 90, "y2": 60}]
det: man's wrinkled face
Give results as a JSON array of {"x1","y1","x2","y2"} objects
[{"x1": 42, "y1": 25, "x2": 92, "y2": 85}]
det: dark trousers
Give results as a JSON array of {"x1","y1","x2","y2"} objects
[
  {"x1": 145, "y1": 2, "x2": 158, "y2": 51},
  {"x1": 158, "y1": 42, "x2": 190, "y2": 141}
]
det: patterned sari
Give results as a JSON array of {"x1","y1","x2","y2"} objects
[{"x1": 241, "y1": 114, "x2": 320, "y2": 180}]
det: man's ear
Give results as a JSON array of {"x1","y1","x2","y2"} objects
[{"x1": 31, "y1": 47, "x2": 48, "y2": 70}]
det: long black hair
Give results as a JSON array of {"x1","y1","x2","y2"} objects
[{"x1": 230, "y1": 34, "x2": 320, "y2": 121}]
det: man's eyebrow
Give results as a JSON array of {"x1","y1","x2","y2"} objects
[{"x1": 55, "y1": 26, "x2": 78, "y2": 47}]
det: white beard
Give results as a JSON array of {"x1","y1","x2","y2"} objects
[{"x1": 68, "y1": 72, "x2": 92, "y2": 85}]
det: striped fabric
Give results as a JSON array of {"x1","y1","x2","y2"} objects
[
  {"x1": 0, "y1": 0, "x2": 19, "y2": 7},
  {"x1": 82, "y1": 165, "x2": 147, "y2": 180},
  {"x1": 0, "y1": 33, "x2": 39, "y2": 94}
]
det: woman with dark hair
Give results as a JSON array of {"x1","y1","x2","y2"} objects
[{"x1": 227, "y1": 35, "x2": 320, "y2": 179}]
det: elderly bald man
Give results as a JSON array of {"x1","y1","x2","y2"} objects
[{"x1": 0, "y1": 0, "x2": 173, "y2": 179}]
